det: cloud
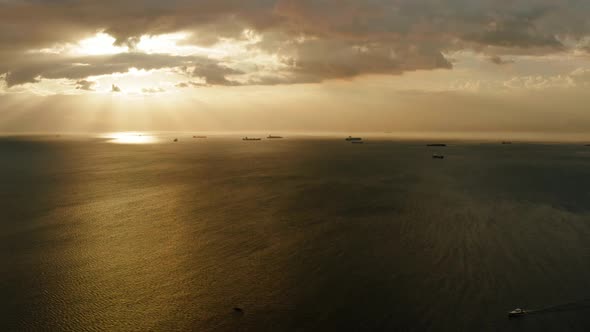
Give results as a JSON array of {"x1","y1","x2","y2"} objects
[
  {"x1": 175, "y1": 81, "x2": 207, "y2": 88},
  {"x1": 1, "y1": 0, "x2": 590, "y2": 87},
  {"x1": 460, "y1": 9, "x2": 565, "y2": 51},
  {"x1": 290, "y1": 39, "x2": 452, "y2": 80},
  {"x1": 191, "y1": 63, "x2": 243, "y2": 85},
  {"x1": 569, "y1": 68, "x2": 590, "y2": 86},
  {"x1": 489, "y1": 56, "x2": 514, "y2": 65},
  {"x1": 501, "y1": 69, "x2": 590, "y2": 90},
  {"x1": 75, "y1": 79, "x2": 96, "y2": 91},
  {"x1": 111, "y1": 84, "x2": 121, "y2": 92},
  {"x1": 2, "y1": 53, "x2": 242, "y2": 87},
  {"x1": 141, "y1": 87, "x2": 165, "y2": 93}
]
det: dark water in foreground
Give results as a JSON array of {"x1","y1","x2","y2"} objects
[{"x1": 1, "y1": 136, "x2": 590, "y2": 331}]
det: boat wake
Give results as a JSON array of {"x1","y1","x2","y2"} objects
[
  {"x1": 510, "y1": 298, "x2": 590, "y2": 318},
  {"x1": 528, "y1": 298, "x2": 590, "y2": 315}
]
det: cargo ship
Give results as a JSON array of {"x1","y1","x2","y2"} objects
[{"x1": 345, "y1": 136, "x2": 362, "y2": 141}]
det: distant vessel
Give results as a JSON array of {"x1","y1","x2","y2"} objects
[
  {"x1": 432, "y1": 154, "x2": 444, "y2": 159},
  {"x1": 173, "y1": 138, "x2": 178, "y2": 142},
  {"x1": 427, "y1": 144, "x2": 447, "y2": 147},
  {"x1": 502, "y1": 141, "x2": 512, "y2": 144},
  {"x1": 345, "y1": 136, "x2": 362, "y2": 141},
  {"x1": 193, "y1": 135, "x2": 207, "y2": 139},
  {"x1": 508, "y1": 308, "x2": 527, "y2": 318},
  {"x1": 267, "y1": 135, "x2": 283, "y2": 139},
  {"x1": 242, "y1": 137, "x2": 261, "y2": 141}
]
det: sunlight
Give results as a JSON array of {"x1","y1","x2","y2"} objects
[
  {"x1": 19, "y1": 30, "x2": 291, "y2": 96},
  {"x1": 106, "y1": 132, "x2": 157, "y2": 144},
  {"x1": 136, "y1": 32, "x2": 210, "y2": 56},
  {"x1": 73, "y1": 33, "x2": 127, "y2": 55},
  {"x1": 90, "y1": 68, "x2": 184, "y2": 95}
]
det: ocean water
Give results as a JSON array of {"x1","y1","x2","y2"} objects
[{"x1": 1, "y1": 135, "x2": 590, "y2": 331}]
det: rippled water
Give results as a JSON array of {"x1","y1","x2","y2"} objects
[{"x1": 1, "y1": 136, "x2": 589, "y2": 331}]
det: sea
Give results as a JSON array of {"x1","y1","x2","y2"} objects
[{"x1": 1, "y1": 134, "x2": 590, "y2": 331}]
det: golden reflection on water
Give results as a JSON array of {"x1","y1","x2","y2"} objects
[
  {"x1": 39, "y1": 153, "x2": 200, "y2": 330},
  {"x1": 106, "y1": 132, "x2": 156, "y2": 144}
]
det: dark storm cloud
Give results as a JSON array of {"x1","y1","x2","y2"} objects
[{"x1": 1, "y1": 0, "x2": 590, "y2": 86}]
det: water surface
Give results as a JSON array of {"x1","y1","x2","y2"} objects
[{"x1": 1, "y1": 136, "x2": 589, "y2": 331}]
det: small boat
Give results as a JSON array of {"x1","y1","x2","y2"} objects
[
  {"x1": 233, "y1": 307, "x2": 244, "y2": 314},
  {"x1": 173, "y1": 138, "x2": 178, "y2": 142},
  {"x1": 267, "y1": 135, "x2": 283, "y2": 139},
  {"x1": 508, "y1": 308, "x2": 527, "y2": 318},
  {"x1": 502, "y1": 141, "x2": 512, "y2": 145},
  {"x1": 427, "y1": 143, "x2": 447, "y2": 147},
  {"x1": 432, "y1": 154, "x2": 444, "y2": 159},
  {"x1": 193, "y1": 135, "x2": 207, "y2": 139},
  {"x1": 242, "y1": 137, "x2": 261, "y2": 141},
  {"x1": 345, "y1": 136, "x2": 362, "y2": 141}
]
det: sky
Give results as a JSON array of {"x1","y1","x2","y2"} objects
[{"x1": 1, "y1": 0, "x2": 590, "y2": 139}]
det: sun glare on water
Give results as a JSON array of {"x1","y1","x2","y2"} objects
[{"x1": 107, "y1": 132, "x2": 156, "y2": 144}]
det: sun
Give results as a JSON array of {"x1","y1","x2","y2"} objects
[{"x1": 73, "y1": 33, "x2": 127, "y2": 55}]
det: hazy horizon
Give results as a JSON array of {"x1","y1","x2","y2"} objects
[{"x1": 2, "y1": 130, "x2": 590, "y2": 143}]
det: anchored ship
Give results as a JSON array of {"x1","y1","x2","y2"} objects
[{"x1": 345, "y1": 136, "x2": 362, "y2": 141}]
